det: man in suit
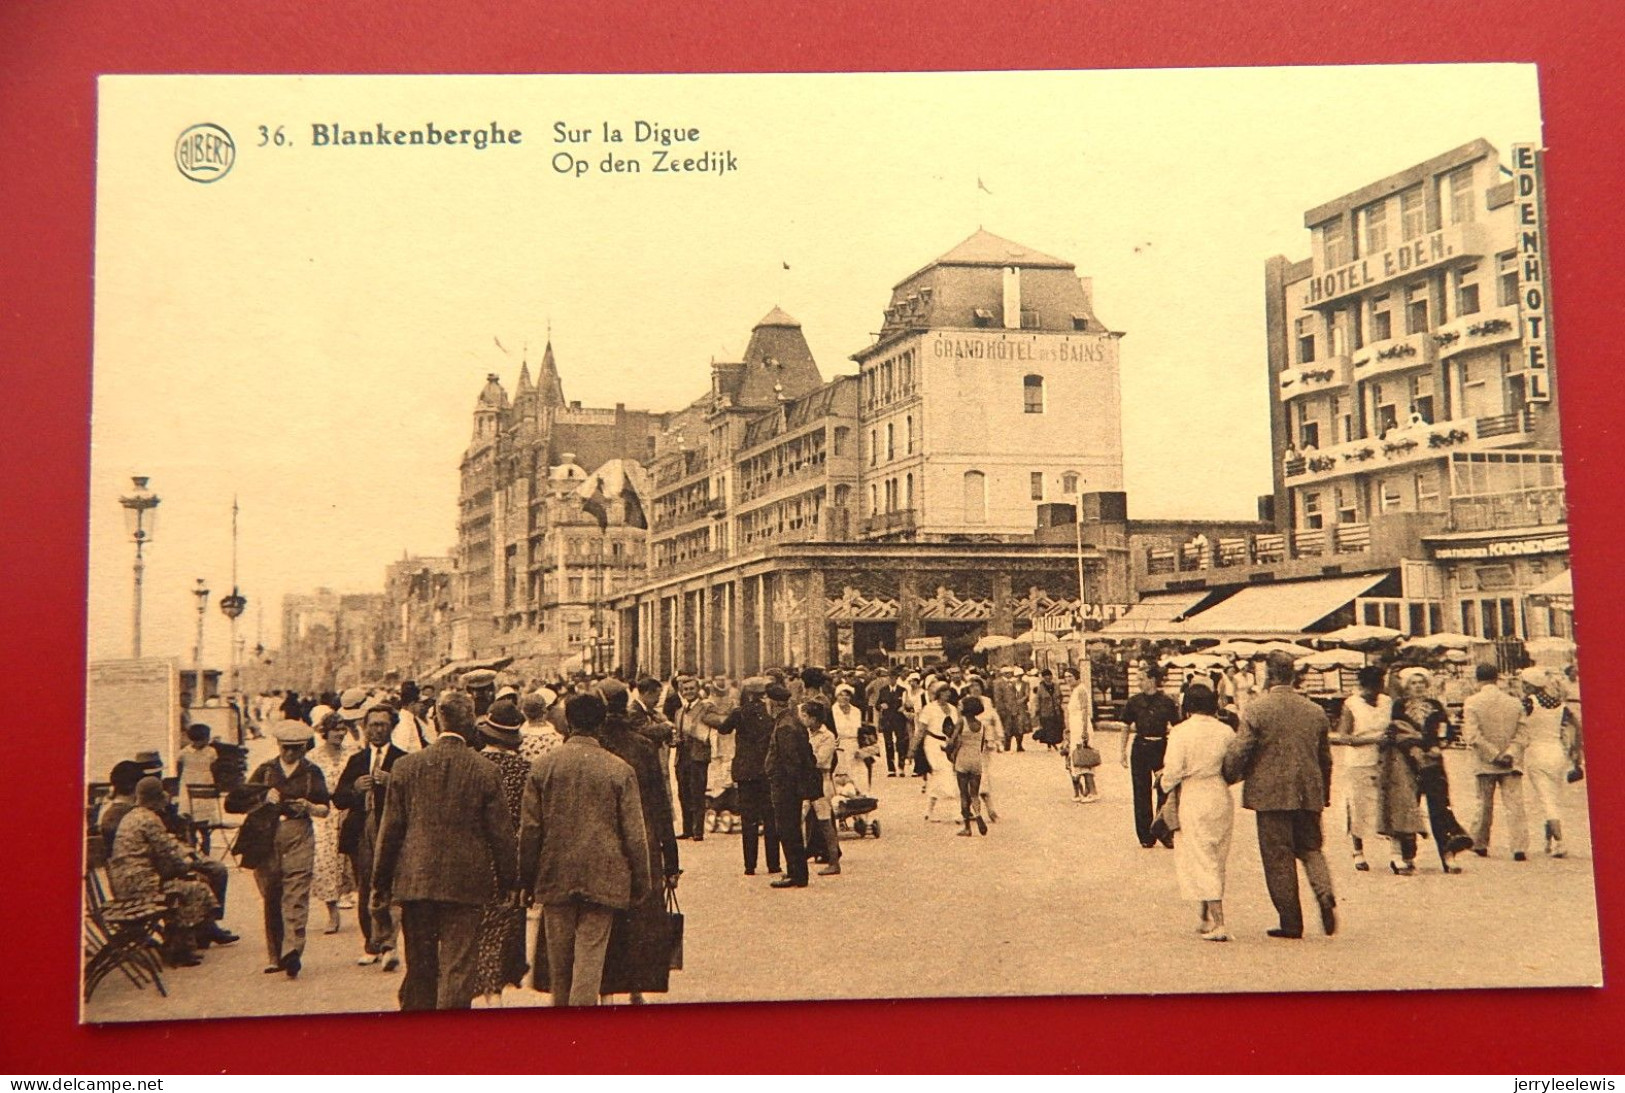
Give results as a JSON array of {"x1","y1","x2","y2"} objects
[
  {"x1": 717, "y1": 678, "x2": 780, "y2": 876},
  {"x1": 1462, "y1": 662, "x2": 1530, "y2": 860},
  {"x1": 1224, "y1": 652, "x2": 1337, "y2": 940},
  {"x1": 331, "y1": 702, "x2": 407, "y2": 968},
  {"x1": 520, "y1": 692, "x2": 651, "y2": 1007},
  {"x1": 869, "y1": 668, "x2": 909, "y2": 778},
  {"x1": 671, "y1": 676, "x2": 709, "y2": 840},
  {"x1": 764, "y1": 682, "x2": 819, "y2": 889},
  {"x1": 371, "y1": 690, "x2": 518, "y2": 1010}
]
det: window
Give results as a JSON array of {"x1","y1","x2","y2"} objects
[
  {"x1": 869, "y1": 484, "x2": 878, "y2": 516},
  {"x1": 1410, "y1": 374, "x2": 1435, "y2": 423},
  {"x1": 1295, "y1": 317, "x2": 1316, "y2": 364},
  {"x1": 1498, "y1": 252, "x2": 1519, "y2": 307},
  {"x1": 1363, "y1": 200, "x2": 1389, "y2": 255},
  {"x1": 568, "y1": 576, "x2": 583, "y2": 599},
  {"x1": 886, "y1": 422, "x2": 895, "y2": 462},
  {"x1": 1400, "y1": 185, "x2": 1426, "y2": 241},
  {"x1": 963, "y1": 471, "x2": 987, "y2": 523},
  {"x1": 905, "y1": 473, "x2": 914, "y2": 508},
  {"x1": 1299, "y1": 421, "x2": 1320, "y2": 450},
  {"x1": 1415, "y1": 470, "x2": 1440, "y2": 509},
  {"x1": 1322, "y1": 218, "x2": 1350, "y2": 267},
  {"x1": 1335, "y1": 486, "x2": 1357, "y2": 523},
  {"x1": 1455, "y1": 264, "x2": 1481, "y2": 317},
  {"x1": 1328, "y1": 395, "x2": 1343, "y2": 444},
  {"x1": 1405, "y1": 283, "x2": 1429, "y2": 336},
  {"x1": 832, "y1": 426, "x2": 850, "y2": 456},
  {"x1": 1023, "y1": 374, "x2": 1045, "y2": 413},
  {"x1": 1302, "y1": 492, "x2": 1323, "y2": 530},
  {"x1": 1061, "y1": 471, "x2": 1080, "y2": 495},
  {"x1": 1329, "y1": 310, "x2": 1347, "y2": 357},
  {"x1": 1020, "y1": 309, "x2": 1040, "y2": 330},
  {"x1": 973, "y1": 308, "x2": 996, "y2": 328},
  {"x1": 1379, "y1": 478, "x2": 1403, "y2": 513},
  {"x1": 1446, "y1": 165, "x2": 1475, "y2": 225},
  {"x1": 868, "y1": 429, "x2": 877, "y2": 467},
  {"x1": 1072, "y1": 315, "x2": 1089, "y2": 331},
  {"x1": 885, "y1": 479, "x2": 896, "y2": 512},
  {"x1": 1371, "y1": 294, "x2": 1393, "y2": 342},
  {"x1": 1030, "y1": 472, "x2": 1044, "y2": 501}
]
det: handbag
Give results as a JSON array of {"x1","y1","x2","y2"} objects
[
  {"x1": 1071, "y1": 743, "x2": 1102, "y2": 769},
  {"x1": 229, "y1": 802, "x2": 279, "y2": 870},
  {"x1": 665, "y1": 880, "x2": 685, "y2": 971}
]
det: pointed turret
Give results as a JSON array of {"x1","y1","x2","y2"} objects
[
  {"x1": 538, "y1": 341, "x2": 566, "y2": 407},
  {"x1": 517, "y1": 360, "x2": 535, "y2": 393}
]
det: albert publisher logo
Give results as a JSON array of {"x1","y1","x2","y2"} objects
[{"x1": 175, "y1": 123, "x2": 236, "y2": 183}]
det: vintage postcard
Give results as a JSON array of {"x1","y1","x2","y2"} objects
[{"x1": 82, "y1": 67, "x2": 1599, "y2": 1024}]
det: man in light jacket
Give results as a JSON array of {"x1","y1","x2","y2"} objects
[
  {"x1": 1224, "y1": 653, "x2": 1337, "y2": 940},
  {"x1": 520, "y1": 691, "x2": 651, "y2": 1007},
  {"x1": 1462, "y1": 662, "x2": 1530, "y2": 860}
]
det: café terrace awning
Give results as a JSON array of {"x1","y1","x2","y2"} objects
[
  {"x1": 1527, "y1": 568, "x2": 1573, "y2": 606},
  {"x1": 1171, "y1": 573, "x2": 1390, "y2": 637},
  {"x1": 1099, "y1": 589, "x2": 1215, "y2": 637},
  {"x1": 419, "y1": 655, "x2": 513, "y2": 684}
]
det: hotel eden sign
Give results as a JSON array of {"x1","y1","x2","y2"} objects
[{"x1": 1305, "y1": 229, "x2": 1461, "y2": 306}]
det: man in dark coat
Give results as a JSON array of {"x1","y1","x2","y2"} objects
[
  {"x1": 371, "y1": 691, "x2": 518, "y2": 1010},
  {"x1": 716, "y1": 678, "x2": 780, "y2": 876},
  {"x1": 331, "y1": 702, "x2": 408, "y2": 967},
  {"x1": 595, "y1": 679, "x2": 680, "y2": 999},
  {"x1": 1224, "y1": 652, "x2": 1337, "y2": 940},
  {"x1": 869, "y1": 668, "x2": 909, "y2": 777},
  {"x1": 764, "y1": 683, "x2": 819, "y2": 889}
]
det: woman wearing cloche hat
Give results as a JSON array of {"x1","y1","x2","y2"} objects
[{"x1": 472, "y1": 699, "x2": 531, "y2": 999}]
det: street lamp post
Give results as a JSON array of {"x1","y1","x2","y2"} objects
[
  {"x1": 118, "y1": 476, "x2": 161, "y2": 658},
  {"x1": 219, "y1": 498, "x2": 248, "y2": 696},
  {"x1": 192, "y1": 578, "x2": 210, "y2": 708}
]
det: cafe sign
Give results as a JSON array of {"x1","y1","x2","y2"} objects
[{"x1": 1431, "y1": 534, "x2": 1568, "y2": 561}]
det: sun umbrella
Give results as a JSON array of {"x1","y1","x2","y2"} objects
[
  {"x1": 1524, "y1": 636, "x2": 1577, "y2": 656},
  {"x1": 1255, "y1": 640, "x2": 1314, "y2": 658},
  {"x1": 1299, "y1": 648, "x2": 1366, "y2": 670},
  {"x1": 1167, "y1": 652, "x2": 1227, "y2": 669},
  {"x1": 1401, "y1": 632, "x2": 1476, "y2": 651},
  {"x1": 1315, "y1": 624, "x2": 1404, "y2": 651},
  {"x1": 973, "y1": 635, "x2": 1017, "y2": 652},
  {"x1": 1208, "y1": 640, "x2": 1265, "y2": 659}
]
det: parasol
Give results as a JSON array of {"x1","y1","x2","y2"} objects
[
  {"x1": 1401, "y1": 632, "x2": 1476, "y2": 651},
  {"x1": 1315, "y1": 624, "x2": 1404, "y2": 651}
]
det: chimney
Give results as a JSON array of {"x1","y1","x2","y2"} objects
[{"x1": 1003, "y1": 266, "x2": 1021, "y2": 329}]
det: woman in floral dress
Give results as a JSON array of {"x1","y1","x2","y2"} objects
[
  {"x1": 474, "y1": 700, "x2": 531, "y2": 1001},
  {"x1": 306, "y1": 714, "x2": 354, "y2": 934}
]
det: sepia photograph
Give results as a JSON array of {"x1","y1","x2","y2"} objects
[{"x1": 79, "y1": 66, "x2": 1599, "y2": 1025}]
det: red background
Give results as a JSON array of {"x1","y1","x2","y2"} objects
[{"x1": 2, "y1": 0, "x2": 1620, "y2": 1073}]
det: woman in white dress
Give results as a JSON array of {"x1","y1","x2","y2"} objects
[
  {"x1": 1519, "y1": 667, "x2": 1583, "y2": 858},
  {"x1": 830, "y1": 684, "x2": 869, "y2": 793},
  {"x1": 911, "y1": 682, "x2": 961, "y2": 821},
  {"x1": 1334, "y1": 665, "x2": 1390, "y2": 871},
  {"x1": 1158, "y1": 684, "x2": 1235, "y2": 942},
  {"x1": 306, "y1": 714, "x2": 354, "y2": 934}
]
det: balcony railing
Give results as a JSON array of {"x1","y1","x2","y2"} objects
[
  {"x1": 1139, "y1": 520, "x2": 1387, "y2": 581},
  {"x1": 863, "y1": 509, "x2": 918, "y2": 535},
  {"x1": 1476, "y1": 410, "x2": 1534, "y2": 439},
  {"x1": 1350, "y1": 329, "x2": 1438, "y2": 381},
  {"x1": 1254, "y1": 533, "x2": 1286, "y2": 563},
  {"x1": 1334, "y1": 522, "x2": 1371, "y2": 554},
  {"x1": 1278, "y1": 355, "x2": 1351, "y2": 399},
  {"x1": 1293, "y1": 527, "x2": 1326, "y2": 557},
  {"x1": 1435, "y1": 304, "x2": 1521, "y2": 359}
]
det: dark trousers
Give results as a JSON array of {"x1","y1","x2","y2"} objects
[
  {"x1": 676, "y1": 758, "x2": 709, "y2": 837},
  {"x1": 956, "y1": 770, "x2": 983, "y2": 821},
  {"x1": 881, "y1": 723, "x2": 908, "y2": 773},
  {"x1": 1130, "y1": 740, "x2": 1169, "y2": 846},
  {"x1": 1255, "y1": 810, "x2": 1335, "y2": 936},
  {"x1": 397, "y1": 900, "x2": 482, "y2": 1011},
  {"x1": 737, "y1": 778, "x2": 780, "y2": 873},
  {"x1": 1418, "y1": 763, "x2": 1469, "y2": 863},
  {"x1": 193, "y1": 857, "x2": 228, "y2": 921},
  {"x1": 348, "y1": 815, "x2": 398, "y2": 954},
  {"x1": 769, "y1": 784, "x2": 810, "y2": 885}
]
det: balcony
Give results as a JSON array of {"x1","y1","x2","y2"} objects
[
  {"x1": 1434, "y1": 304, "x2": 1521, "y2": 359},
  {"x1": 1474, "y1": 409, "x2": 1536, "y2": 449},
  {"x1": 1278, "y1": 355, "x2": 1351, "y2": 400},
  {"x1": 1350, "y1": 329, "x2": 1437, "y2": 381},
  {"x1": 1283, "y1": 419, "x2": 1473, "y2": 484},
  {"x1": 863, "y1": 509, "x2": 918, "y2": 536}
]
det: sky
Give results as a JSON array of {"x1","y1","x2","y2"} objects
[{"x1": 86, "y1": 66, "x2": 1543, "y2": 666}]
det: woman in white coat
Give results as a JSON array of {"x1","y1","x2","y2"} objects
[
  {"x1": 1158, "y1": 683, "x2": 1235, "y2": 942},
  {"x1": 911, "y1": 682, "x2": 962, "y2": 821}
]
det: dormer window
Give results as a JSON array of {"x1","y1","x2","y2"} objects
[
  {"x1": 1072, "y1": 314, "x2": 1090, "y2": 331},
  {"x1": 973, "y1": 308, "x2": 996, "y2": 328}
]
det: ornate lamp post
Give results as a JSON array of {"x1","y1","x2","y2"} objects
[
  {"x1": 192, "y1": 578, "x2": 210, "y2": 707},
  {"x1": 218, "y1": 498, "x2": 248, "y2": 696},
  {"x1": 118, "y1": 476, "x2": 161, "y2": 658}
]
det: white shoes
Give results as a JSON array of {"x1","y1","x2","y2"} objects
[{"x1": 1076, "y1": 793, "x2": 1100, "y2": 804}]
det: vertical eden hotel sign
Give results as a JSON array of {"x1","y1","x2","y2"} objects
[{"x1": 1513, "y1": 143, "x2": 1551, "y2": 403}]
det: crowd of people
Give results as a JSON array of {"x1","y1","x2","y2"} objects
[{"x1": 88, "y1": 649, "x2": 1586, "y2": 1005}]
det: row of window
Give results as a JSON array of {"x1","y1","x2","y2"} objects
[
  {"x1": 1320, "y1": 163, "x2": 1476, "y2": 269},
  {"x1": 1295, "y1": 253, "x2": 1520, "y2": 364}
]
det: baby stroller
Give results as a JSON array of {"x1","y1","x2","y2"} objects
[
  {"x1": 704, "y1": 783, "x2": 740, "y2": 835},
  {"x1": 833, "y1": 778, "x2": 881, "y2": 839}
]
